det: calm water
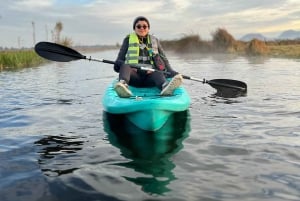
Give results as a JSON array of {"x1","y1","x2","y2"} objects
[{"x1": 1, "y1": 50, "x2": 300, "y2": 201}]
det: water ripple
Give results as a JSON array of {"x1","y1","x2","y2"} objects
[{"x1": 1, "y1": 53, "x2": 300, "y2": 200}]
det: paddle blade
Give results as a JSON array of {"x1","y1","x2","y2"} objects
[
  {"x1": 207, "y1": 79, "x2": 247, "y2": 97},
  {"x1": 207, "y1": 79, "x2": 247, "y2": 91},
  {"x1": 206, "y1": 79, "x2": 247, "y2": 98},
  {"x1": 35, "y1": 42, "x2": 86, "y2": 62}
]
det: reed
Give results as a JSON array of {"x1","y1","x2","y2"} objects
[
  {"x1": 267, "y1": 44, "x2": 300, "y2": 58},
  {"x1": 246, "y1": 39, "x2": 269, "y2": 56},
  {"x1": 212, "y1": 28, "x2": 236, "y2": 52},
  {"x1": 161, "y1": 30, "x2": 300, "y2": 58},
  {"x1": 0, "y1": 50, "x2": 45, "y2": 70}
]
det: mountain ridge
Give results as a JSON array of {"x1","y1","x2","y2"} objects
[{"x1": 240, "y1": 29, "x2": 300, "y2": 41}]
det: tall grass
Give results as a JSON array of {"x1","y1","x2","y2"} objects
[
  {"x1": 267, "y1": 44, "x2": 300, "y2": 58},
  {"x1": 161, "y1": 28, "x2": 300, "y2": 58},
  {"x1": 211, "y1": 28, "x2": 236, "y2": 52},
  {"x1": 246, "y1": 39, "x2": 269, "y2": 56},
  {"x1": 0, "y1": 50, "x2": 45, "y2": 71},
  {"x1": 162, "y1": 34, "x2": 213, "y2": 53}
]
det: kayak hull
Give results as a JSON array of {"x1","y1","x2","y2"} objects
[
  {"x1": 126, "y1": 109, "x2": 171, "y2": 131},
  {"x1": 103, "y1": 110, "x2": 191, "y2": 159},
  {"x1": 102, "y1": 80, "x2": 190, "y2": 131}
]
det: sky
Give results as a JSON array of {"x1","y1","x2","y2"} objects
[{"x1": 1, "y1": 0, "x2": 300, "y2": 48}]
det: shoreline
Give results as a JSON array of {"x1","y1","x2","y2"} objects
[{"x1": 1, "y1": 41, "x2": 299, "y2": 71}]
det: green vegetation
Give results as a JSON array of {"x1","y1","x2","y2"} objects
[
  {"x1": 161, "y1": 28, "x2": 300, "y2": 58},
  {"x1": 0, "y1": 50, "x2": 45, "y2": 71},
  {"x1": 0, "y1": 21, "x2": 73, "y2": 71},
  {"x1": 1, "y1": 27, "x2": 299, "y2": 71}
]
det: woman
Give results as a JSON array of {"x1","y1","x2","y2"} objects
[{"x1": 113, "y1": 16, "x2": 183, "y2": 98}]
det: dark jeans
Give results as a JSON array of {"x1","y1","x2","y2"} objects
[{"x1": 119, "y1": 64, "x2": 166, "y2": 90}]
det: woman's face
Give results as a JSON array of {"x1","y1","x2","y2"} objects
[{"x1": 134, "y1": 20, "x2": 149, "y2": 37}]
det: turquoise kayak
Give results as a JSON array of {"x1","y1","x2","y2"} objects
[{"x1": 102, "y1": 79, "x2": 191, "y2": 131}]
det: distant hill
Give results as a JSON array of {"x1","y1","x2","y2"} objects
[
  {"x1": 240, "y1": 30, "x2": 300, "y2": 41},
  {"x1": 240, "y1": 33, "x2": 267, "y2": 42},
  {"x1": 277, "y1": 30, "x2": 300, "y2": 39}
]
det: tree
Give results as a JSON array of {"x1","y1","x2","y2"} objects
[
  {"x1": 53, "y1": 21, "x2": 63, "y2": 43},
  {"x1": 32, "y1": 21, "x2": 36, "y2": 46},
  {"x1": 51, "y1": 21, "x2": 73, "y2": 46}
]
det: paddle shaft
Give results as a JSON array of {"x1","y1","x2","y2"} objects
[
  {"x1": 181, "y1": 75, "x2": 247, "y2": 91},
  {"x1": 84, "y1": 57, "x2": 247, "y2": 91},
  {"x1": 96, "y1": 58, "x2": 170, "y2": 75},
  {"x1": 34, "y1": 42, "x2": 247, "y2": 92}
]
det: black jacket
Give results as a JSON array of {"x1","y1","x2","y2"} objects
[{"x1": 114, "y1": 34, "x2": 177, "y2": 76}]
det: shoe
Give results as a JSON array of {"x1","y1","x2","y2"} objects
[
  {"x1": 160, "y1": 74, "x2": 183, "y2": 96},
  {"x1": 114, "y1": 80, "x2": 133, "y2": 98}
]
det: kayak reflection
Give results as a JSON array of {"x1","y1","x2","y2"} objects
[{"x1": 103, "y1": 110, "x2": 191, "y2": 195}]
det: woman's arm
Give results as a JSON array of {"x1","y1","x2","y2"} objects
[
  {"x1": 114, "y1": 36, "x2": 129, "y2": 72},
  {"x1": 157, "y1": 39, "x2": 178, "y2": 77}
]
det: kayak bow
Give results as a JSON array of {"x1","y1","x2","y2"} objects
[{"x1": 102, "y1": 80, "x2": 191, "y2": 131}]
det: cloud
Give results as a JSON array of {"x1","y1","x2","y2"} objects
[
  {"x1": 10, "y1": 0, "x2": 54, "y2": 10},
  {"x1": 178, "y1": 0, "x2": 300, "y2": 38},
  {"x1": 0, "y1": 0, "x2": 300, "y2": 48}
]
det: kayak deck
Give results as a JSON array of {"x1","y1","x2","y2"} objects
[{"x1": 102, "y1": 80, "x2": 190, "y2": 131}]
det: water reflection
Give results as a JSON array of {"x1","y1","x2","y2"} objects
[
  {"x1": 245, "y1": 55, "x2": 270, "y2": 64},
  {"x1": 103, "y1": 110, "x2": 191, "y2": 195},
  {"x1": 35, "y1": 135, "x2": 84, "y2": 177},
  {"x1": 214, "y1": 87, "x2": 247, "y2": 98},
  {"x1": 178, "y1": 52, "x2": 270, "y2": 64}
]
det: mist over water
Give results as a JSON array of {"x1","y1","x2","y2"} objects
[{"x1": 1, "y1": 50, "x2": 300, "y2": 201}]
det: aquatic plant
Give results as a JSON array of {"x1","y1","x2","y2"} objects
[{"x1": 0, "y1": 50, "x2": 45, "y2": 70}]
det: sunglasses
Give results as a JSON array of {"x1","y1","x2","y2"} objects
[{"x1": 136, "y1": 25, "x2": 148, "y2": 29}]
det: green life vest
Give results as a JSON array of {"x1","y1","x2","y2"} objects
[{"x1": 125, "y1": 33, "x2": 155, "y2": 65}]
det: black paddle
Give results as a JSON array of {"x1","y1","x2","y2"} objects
[{"x1": 34, "y1": 42, "x2": 247, "y2": 92}]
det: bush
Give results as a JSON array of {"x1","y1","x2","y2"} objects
[
  {"x1": 161, "y1": 34, "x2": 212, "y2": 53},
  {"x1": 246, "y1": 39, "x2": 269, "y2": 55},
  {"x1": 175, "y1": 35, "x2": 201, "y2": 53},
  {"x1": 212, "y1": 28, "x2": 236, "y2": 52},
  {"x1": 59, "y1": 36, "x2": 73, "y2": 47}
]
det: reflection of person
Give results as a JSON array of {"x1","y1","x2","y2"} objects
[{"x1": 113, "y1": 16, "x2": 183, "y2": 98}]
